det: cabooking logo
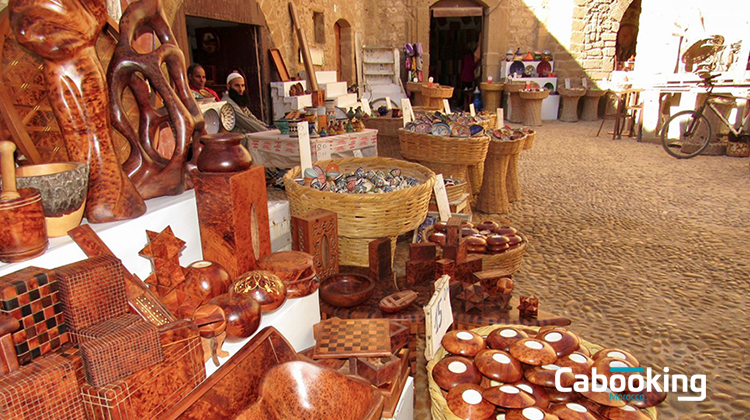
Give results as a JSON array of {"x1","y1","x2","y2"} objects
[{"x1": 554, "y1": 364, "x2": 707, "y2": 402}]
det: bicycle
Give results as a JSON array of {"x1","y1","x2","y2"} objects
[{"x1": 660, "y1": 72, "x2": 750, "y2": 159}]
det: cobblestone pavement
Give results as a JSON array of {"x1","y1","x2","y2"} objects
[{"x1": 411, "y1": 121, "x2": 750, "y2": 420}]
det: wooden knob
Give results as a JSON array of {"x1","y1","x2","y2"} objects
[{"x1": 0, "y1": 141, "x2": 19, "y2": 201}]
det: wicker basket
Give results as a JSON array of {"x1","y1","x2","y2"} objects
[
  {"x1": 505, "y1": 83, "x2": 526, "y2": 124},
  {"x1": 467, "y1": 163, "x2": 484, "y2": 195},
  {"x1": 283, "y1": 157, "x2": 435, "y2": 266},
  {"x1": 427, "y1": 324, "x2": 658, "y2": 420},
  {"x1": 399, "y1": 129, "x2": 490, "y2": 165},
  {"x1": 518, "y1": 90, "x2": 551, "y2": 100},
  {"x1": 479, "y1": 232, "x2": 527, "y2": 272},
  {"x1": 523, "y1": 129, "x2": 536, "y2": 150},
  {"x1": 476, "y1": 137, "x2": 526, "y2": 214},
  {"x1": 362, "y1": 117, "x2": 403, "y2": 159},
  {"x1": 421, "y1": 85, "x2": 454, "y2": 99},
  {"x1": 444, "y1": 179, "x2": 469, "y2": 202}
]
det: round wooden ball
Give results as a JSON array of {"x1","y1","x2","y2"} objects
[
  {"x1": 181, "y1": 260, "x2": 232, "y2": 304},
  {"x1": 209, "y1": 292, "x2": 261, "y2": 340}
]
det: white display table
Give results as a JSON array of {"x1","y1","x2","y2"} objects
[{"x1": 0, "y1": 189, "x2": 319, "y2": 376}]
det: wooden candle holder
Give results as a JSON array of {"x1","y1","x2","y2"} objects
[{"x1": 193, "y1": 166, "x2": 272, "y2": 279}]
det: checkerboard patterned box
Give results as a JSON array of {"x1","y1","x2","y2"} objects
[{"x1": 0, "y1": 267, "x2": 68, "y2": 365}]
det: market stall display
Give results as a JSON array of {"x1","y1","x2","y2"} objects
[
  {"x1": 519, "y1": 89, "x2": 551, "y2": 127},
  {"x1": 427, "y1": 325, "x2": 661, "y2": 420},
  {"x1": 284, "y1": 156, "x2": 435, "y2": 266},
  {"x1": 558, "y1": 87, "x2": 588, "y2": 122},
  {"x1": 480, "y1": 82, "x2": 505, "y2": 112}
]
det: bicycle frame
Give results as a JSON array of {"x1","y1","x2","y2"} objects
[{"x1": 693, "y1": 82, "x2": 750, "y2": 137}]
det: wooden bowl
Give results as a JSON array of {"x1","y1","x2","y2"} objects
[
  {"x1": 524, "y1": 364, "x2": 575, "y2": 388},
  {"x1": 509, "y1": 338, "x2": 557, "y2": 366},
  {"x1": 432, "y1": 356, "x2": 482, "y2": 391},
  {"x1": 477, "y1": 221, "x2": 499, "y2": 232},
  {"x1": 495, "y1": 226, "x2": 517, "y2": 236},
  {"x1": 538, "y1": 330, "x2": 580, "y2": 357},
  {"x1": 441, "y1": 330, "x2": 486, "y2": 357},
  {"x1": 504, "y1": 407, "x2": 560, "y2": 420},
  {"x1": 181, "y1": 260, "x2": 232, "y2": 304},
  {"x1": 555, "y1": 352, "x2": 593, "y2": 376},
  {"x1": 599, "y1": 404, "x2": 653, "y2": 419},
  {"x1": 446, "y1": 383, "x2": 496, "y2": 420},
  {"x1": 258, "y1": 251, "x2": 314, "y2": 282},
  {"x1": 512, "y1": 379, "x2": 551, "y2": 409},
  {"x1": 592, "y1": 348, "x2": 639, "y2": 367},
  {"x1": 232, "y1": 270, "x2": 287, "y2": 313},
  {"x1": 474, "y1": 349, "x2": 523, "y2": 382},
  {"x1": 319, "y1": 273, "x2": 375, "y2": 307},
  {"x1": 284, "y1": 267, "x2": 320, "y2": 298},
  {"x1": 486, "y1": 234, "x2": 510, "y2": 246},
  {"x1": 15, "y1": 162, "x2": 88, "y2": 237},
  {"x1": 591, "y1": 358, "x2": 635, "y2": 381},
  {"x1": 487, "y1": 326, "x2": 529, "y2": 351},
  {"x1": 482, "y1": 384, "x2": 535, "y2": 408},
  {"x1": 544, "y1": 386, "x2": 582, "y2": 404},
  {"x1": 548, "y1": 402, "x2": 598, "y2": 420}
]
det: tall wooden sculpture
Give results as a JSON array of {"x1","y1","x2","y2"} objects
[
  {"x1": 108, "y1": 0, "x2": 204, "y2": 200},
  {"x1": 8, "y1": 0, "x2": 146, "y2": 223}
]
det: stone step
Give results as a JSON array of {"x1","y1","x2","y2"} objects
[
  {"x1": 322, "y1": 81, "x2": 349, "y2": 99},
  {"x1": 316, "y1": 71, "x2": 338, "y2": 85}
]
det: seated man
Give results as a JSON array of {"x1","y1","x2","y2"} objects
[
  {"x1": 223, "y1": 72, "x2": 268, "y2": 133},
  {"x1": 188, "y1": 63, "x2": 220, "y2": 102}
]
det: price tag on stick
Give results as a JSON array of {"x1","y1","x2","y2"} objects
[
  {"x1": 565, "y1": 78, "x2": 571, "y2": 89},
  {"x1": 582, "y1": 78, "x2": 588, "y2": 88},
  {"x1": 497, "y1": 108, "x2": 504, "y2": 128},
  {"x1": 433, "y1": 174, "x2": 451, "y2": 222},
  {"x1": 297, "y1": 121, "x2": 312, "y2": 171},
  {"x1": 315, "y1": 142, "x2": 332, "y2": 161},
  {"x1": 469, "y1": 103, "x2": 476, "y2": 117},
  {"x1": 424, "y1": 275, "x2": 453, "y2": 361},
  {"x1": 400, "y1": 98, "x2": 413, "y2": 127},
  {"x1": 443, "y1": 99, "x2": 451, "y2": 114},
  {"x1": 385, "y1": 96, "x2": 393, "y2": 110},
  {"x1": 361, "y1": 98, "x2": 372, "y2": 116},
  {"x1": 352, "y1": 149, "x2": 363, "y2": 158}
]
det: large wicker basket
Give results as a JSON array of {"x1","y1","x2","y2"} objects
[
  {"x1": 523, "y1": 129, "x2": 536, "y2": 150},
  {"x1": 283, "y1": 157, "x2": 435, "y2": 266},
  {"x1": 398, "y1": 129, "x2": 490, "y2": 165},
  {"x1": 362, "y1": 117, "x2": 403, "y2": 159},
  {"x1": 476, "y1": 137, "x2": 526, "y2": 214},
  {"x1": 427, "y1": 324, "x2": 659, "y2": 420}
]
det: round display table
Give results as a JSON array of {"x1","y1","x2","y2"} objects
[
  {"x1": 504, "y1": 82, "x2": 525, "y2": 123},
  {"x1": 581, "y1": 89, "x2": 607, "y2": 121},
  {"x1": 558, "y1": 87, "x2": 587, "y2": 122},
  {"x1": 480, "y1": 82, "x2": 505, "y2": 112},
  {"x1": 518, "y1": 89, "x2": 550, "y2": 127},
  {"x1": 477, "y1": 137, "x2": 525, "y2": 213}
]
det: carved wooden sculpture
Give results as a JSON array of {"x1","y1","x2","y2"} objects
[
  {"x1": 8, "y1": 0, "x2": 146, "y2": 222},
  {"x1": 108, "y1": 0, "x2": 204, "y2": 199}
]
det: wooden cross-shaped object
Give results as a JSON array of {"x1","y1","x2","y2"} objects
[{"x1": 139, "y1": 226, "x2": 187, "y2": 293}]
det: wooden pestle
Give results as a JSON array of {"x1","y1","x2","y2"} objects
[{"x1": 0, "y1": 141, "x2": 20, "y2": 201}]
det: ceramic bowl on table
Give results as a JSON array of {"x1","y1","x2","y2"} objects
[
  {"x1": 14, "y1": 162, "x2": 88, "y2": 237},
  {"x1": 319, "y1": 273, "x2": 375, "y2": 307}
]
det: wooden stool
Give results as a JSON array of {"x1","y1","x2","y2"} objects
[
  {"x1": 518, "y1": 90, "x2": 550, "y2": 127},
  {"x1": 558, "y1": 87, "x2": 587, "y2": 122},
  {"x1": 477, "y1": 138, "x2": 525, "y2": 213},
  {"x1": 581, "y1": 89, "x2": 606, "y2": 121}
]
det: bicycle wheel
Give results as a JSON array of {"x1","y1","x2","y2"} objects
[{"x1": 661, "y1": 110, "x2": 712, "y2": 159}]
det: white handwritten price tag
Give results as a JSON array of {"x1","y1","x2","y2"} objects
[
  {"x1": 582, "y1": 78, "x2": 588, "y2": 88},
  {"x1": 565, "y1": 78, "x2": 571, "y2": 89},
  {"x1": 297, "y1": 121, "x2": 312, "y2": 172},
  {"x1": 400, "y1": 98, "x2": 413, "y2": 127},
  {"x1": 433, "y1": 174, "x2": 451, "y2": 222},
  {"x1": 497, "y1": 108, "x2": 504, "y2": 128},
  {"x1": 443, "y1": 99, "x2": 451, "y2": 114},
  {"x1": 385, "y1": 96, "x2": 393, "y2": 110},
  {"x1": 315, "y1": 142, "x2": 332, "y2": 161},
  {"x1": 469, "y1": 103, "x2": 476, "y2": 117},
  {"x1": 424, "y1": 275, "x2": 453, "y2": 361},
  {"x1": 352, "y1": 149, "x2": 363, "y2": 158},
  {"x1": 361, "y1": 98, "x2": 372, "y2": 116}
]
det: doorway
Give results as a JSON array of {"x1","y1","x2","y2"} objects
[
  {"x1": 615, "y1": 0, "x2": 641, "y2": 71},
  {"x1": 429, "y1": 0, "x2": 484, "y2": 107},
  {"x1": 335, "y1": 19, "x2": 355, "y2": 86},
  {"x1": 185, "y1": 16, "x2": 265, "y2": 120}
]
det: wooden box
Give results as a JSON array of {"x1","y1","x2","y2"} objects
[
  {"x1": 80, "y1": 320, "x2": 205, "y2": 420},
  {"x1": 0, "y1": 351, "x2": 86, "y2": 419},
  {"x1": 79, "y1": 318, "x2": 164, "y2": 388},
  {"x1": 0, "y1": 267, "x2": 68, "y2": 365},
  {"x1": 355, "y1": 354, "x2": 400, "y2": 387},
  {"x1": 368, "y1": 237, "x2": 392, "y2": 281},
  {"x1": 389, "y1": 321, "x2": 408, "y2": 353},
  {"x1": 55, "y1": 256, "x2": 129, "y2": 336},
  {"x1": 193, "y1": 166, "x2": 272, "y2": 278},
  {"x1": 291, "y1": 209, "x2": 339, "y2": 279}
]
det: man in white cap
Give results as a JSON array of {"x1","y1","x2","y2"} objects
[{"x1": 222, "y1": 71, "x2": 267, "y2": 133}]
